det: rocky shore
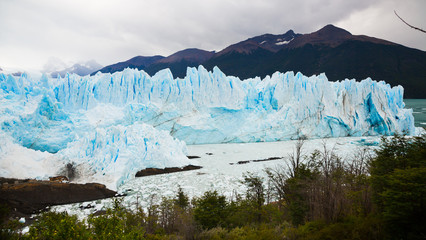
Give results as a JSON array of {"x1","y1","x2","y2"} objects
[
  {"x1": 135, "y1": 165, "x2": 202, "y2": 177},
  {"x1": 0, "y1": 177, "x2": 116, "y2": 219}
]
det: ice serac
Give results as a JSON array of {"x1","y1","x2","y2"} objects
[
  {"x1": 0, "y1": 66, "x2": 416, "y2": 188},
  {"x1": 59, "y1": 123, "x2": 191, "y2": 190},
  {"x1": 2, "y1": 93, "x2": 74, "y2": 153}
]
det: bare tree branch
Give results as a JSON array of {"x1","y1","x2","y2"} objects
[{"x1": 394, "y1": 10, "x2": 426, "y2": 33}]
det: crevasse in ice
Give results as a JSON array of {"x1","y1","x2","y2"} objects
[{"x1": 0, "y1": 66, "x2": 416, "y2": 189}]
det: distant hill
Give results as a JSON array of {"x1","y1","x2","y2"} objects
[
  {"x1": 51, "y1": 60, "x2": 102, "y2": 77},
  {"x1": 93, "y1": 56, "x2": 164, "y2": 75},
  {"x1": 95, "y1": 25, "x2": 426, "y2": 98},
  {"x1": 143, "y1": 48, "x2": 215, "y2": 77},
  {"x1": 93, "y1": 49, "x2": 215, "y2": 78}
]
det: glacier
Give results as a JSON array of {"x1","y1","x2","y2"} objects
[{"x1": 0, "y1": 66, "x2": 416, "y2": 189}]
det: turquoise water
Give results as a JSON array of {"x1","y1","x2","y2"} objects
[{"x1": 404, "y1": 99, "x2": 426, "y2": 127}]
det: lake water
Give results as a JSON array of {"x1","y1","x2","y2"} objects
[{"x1": 404, "y1": 99, "x2": 426, "y2": 127}]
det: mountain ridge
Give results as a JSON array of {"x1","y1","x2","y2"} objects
[
  {"x1": 92, "y1": 24, "x2": 426, "y2": 98},
  {"x1": 94, "y1": 55, "x2": 164, "y2": 75},
  {"x1": 51, "y1": 60, "x2": 102, "y2": 77}
]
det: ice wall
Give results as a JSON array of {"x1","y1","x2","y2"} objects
[
  {"x1": 0, "y1": 66, "x2": 416, "y2": 188},
  {"x1": 53, "y1": 66, "x2": 415, "y2": 143}
]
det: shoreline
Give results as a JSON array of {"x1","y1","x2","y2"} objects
[{"x1": 0, "y1": 177, "x2": 116, "y2": 221}]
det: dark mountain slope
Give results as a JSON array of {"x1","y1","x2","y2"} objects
[
  {"x1": 204, "y1": 25, "x2": 426, "y2": 98},
  {"x1": 214, "y1": 29, "x2": 299, "y2": 57},
  {"x1": 155, "y1": 48, "x2": 214, "y2": 64},
  {"x1": 204, "y1": 48, "x2": 274, "y2": 80},
  {"x1": 286, "y1": 24, "x2": 395, "y2": 48},
  {"x1": 93, "y1": 55, "x2": 164, "y2": 75},
  {"x1": 144, "y1": 48, "x2": 214, "y2": 77},
  {"x1": 257, "y1": 41, "x2": 426, "y2": 98},
  {"x1": 248, "y1": 30, "x2": 301, "y2": 52},
  {"x1": 202, "y1": 30, "x2": 300, "y2": 79}
]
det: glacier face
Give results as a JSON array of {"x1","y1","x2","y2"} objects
[
  {"x1": 0, "y1": 66, "x2": 416, "y2": 189},
  {"x1": 53, "y1": 65, "x2": 415, "y2": 143}
]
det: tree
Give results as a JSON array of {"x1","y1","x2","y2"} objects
[
  {"x1": 266, "y1": 135, "x2": 307, "y2": 202},
  {"x1": 286, "y1": 134, "x2": 307, "y2": 178},
  {"x1": 369, "y1": 134, "x2": 426, "y2": 239},
  {"x1": 267, "y1": 140, "x2": 372, "y2": 226},
  {"x1": 193, "y1": 191, "x2": 228, "y2": 229},
  {"x1": 242, "y1": 173, "x2": 265, "y2": 223},
  {"x1": 174, "y1": 186, "x2": 189, "y2": 210}
]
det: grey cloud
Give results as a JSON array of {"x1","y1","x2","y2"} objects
[{"x1": 0, "y1": 0, "x2": 424, "y2": 71}]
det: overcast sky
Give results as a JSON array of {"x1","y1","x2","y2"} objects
[{"x1": 0, "y1": 0, "x2": 425, "y2": 71}]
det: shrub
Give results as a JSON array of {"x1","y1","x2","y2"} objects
[
  {"x1": 87, "y1": 197, "x2": 146, "y2": 239},
  {"x1": 193, "y1": 191, "x2": 228, "y2": 229},
  {"x1": 28, "y1": 211, "x2": 89, "y2": 240}
]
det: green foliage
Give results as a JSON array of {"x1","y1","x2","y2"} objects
[
  {"x1": 380, "y1": 168, "x2": 426, "y2": 237},
  {"x1": 158, "y1": 197, "x2": 179, "y2": 234},
  {"x1": 226, "y1": 199, "x2": 256, "y2": 227},
  {"x1": 242, "y1": 173, "x2": 265, "y2": 208},
  {"x1": 0, "y1": 203, "x2": 19, "y2": 240},
  {"x1": 370, "y1": 134, "x2": 426, "y2": 239},
  {"x1": 0, "y1": 203, "x2": 9, "y2": 226},
  {"x1": 240, "y1": 173, "x2": 265, "y2": 223},
  {"x1": 87, "y1": 197, "x2": 146, "y2": 239},
  {"x1": 193, "y1": 191, "x2": 229, "y2": 229},
  {"x1": 28, "y1": 211, "x2": 89, "y2": 240},
  {"x1": 1, "y1": 219, "x2": 24, "y2": 240},
  {"x1": 174, "y1": 186, "x2": 189, "y2": 210},
  {"x1": 370, "y1": 135, "x2": 426, "y2": 178},
  {"x1": 284, "y1": 163, "x2": 317, "y2": 226},
  {"x1": 293, "y1": 216, "x2": 386, "y2": 240},
  {"x1": 198, "y1": 224, "x2": 284, "y2": 240},
  {"x1": 225, "y1": 198, "x2": 285, "y2": 229}
]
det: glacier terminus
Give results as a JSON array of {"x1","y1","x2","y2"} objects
[{"x1": 0, "y1": 66, "x2": 416, "y2": 189}]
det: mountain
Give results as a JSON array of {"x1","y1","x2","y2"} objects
[
  {"x1": 95, "y1": 25, "x2": 426, "y2": 98},
  {"x1": 216, "y1": 30, "x2": 300, "y2": 56},
  {"x1": 143, "y1": 48, "x2": 215, "y2": 77},
  {"x1": 94, "y1": 49, "x2": 214, "y2": 78},
  {"x1": 257, "y1": 36, "x2": 426, "y2": 98},
  {"x1": 285, "y1": 24, "x2": 394, "y2": 48},
  {"x1": 156, "y1": 48, "x2": 215, "y2": 63},
  {"x1": 204, "y1": 25, "x2": 426, "y2": 98},
  {"x1": 93, "y1": 55, "x2": 164, "y2": 75},
  {"x1": 51, "y1": 60, "x2": 102, "y2": 77},
  {"x1": 42, "y1": 57, "x2": 68, "y2": 74}
]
